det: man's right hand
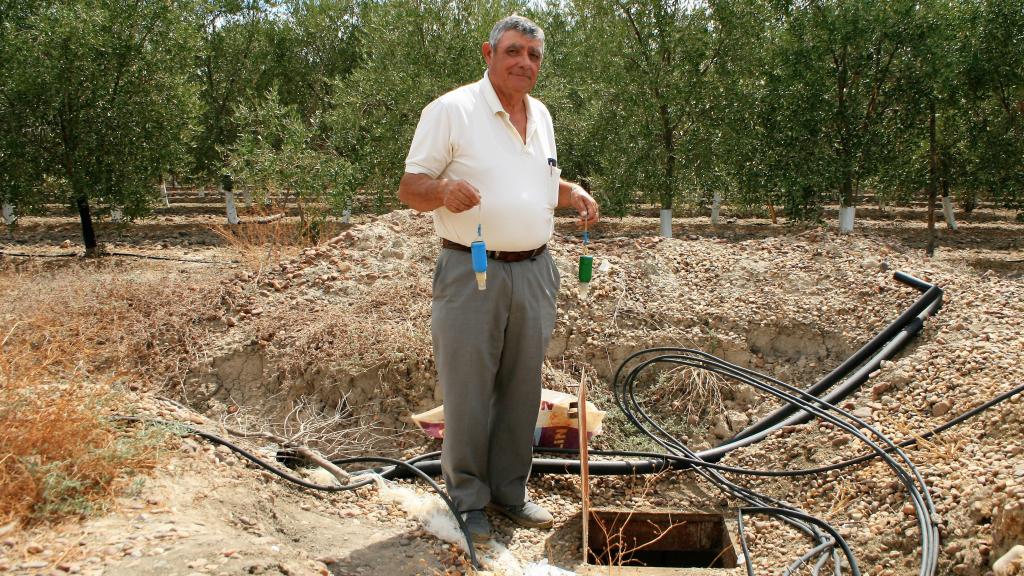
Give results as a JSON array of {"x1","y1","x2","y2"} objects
[
  {"x1": 442, "y1": 179, "x2": 481, "y2": 213},
  {"x1": 398, "y1": 172, "x2": 481, "y2": 213}
]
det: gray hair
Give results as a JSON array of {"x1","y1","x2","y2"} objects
[{"x1": 489, "y1": 15, "x2": 545, "y2": 55}]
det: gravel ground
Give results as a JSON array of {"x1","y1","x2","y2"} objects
[{"x1": 1, "y1": 206, "x2": 1021, "y2": 575}]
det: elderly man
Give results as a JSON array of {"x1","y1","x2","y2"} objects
[{"x1": 398, "y1": 15, "x2": 599, "y2": 542}]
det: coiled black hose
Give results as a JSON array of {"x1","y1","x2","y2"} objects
[{"x1": 115, "y1": 271, "x2": 1024, "y2": 574}]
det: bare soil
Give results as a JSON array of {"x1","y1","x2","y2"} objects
[{"x1": 1, "y1": 196, "x2": 1022, "y2": 576}]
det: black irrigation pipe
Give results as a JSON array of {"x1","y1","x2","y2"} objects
[
  {"x1": 711, "y1": 270, "x2": 942, "y2": 452},
  {"x1": 385, "y1": 272, "x2": 960, "y2": 575},
  {"x1": 0, "y1": 250, "x2": 79, "y2": 258},
  {"x1": 700, "y1": 295, "x2": 942, "y2": 462},
  {"x1": 613, "y1": 351, "x2": 910, "y2": 575},
  {"x1": 612, "y1": 353, "x2": 844, "y2": 554},
  {"x1": 110, "y1": 416, "x2": 482, "y2": 570},
  {"x1": 112, "y1": 271, "x2": 1008, "y2": 573},
  {"x1": 0, "y1": 249, "x2": 237, "y2": 265},
  {"x1": 399, "y1": 369, "x2": 1023, "y2": 479},
  {"x1": 742, "y1": 507, "x2": 862, "y2": 576},
  {"x1": 620, "y1": 345, "x2": 943, "y2": 575},
  {"x1": 105, "y1": 251, "x2": 239, "y2": 265}
]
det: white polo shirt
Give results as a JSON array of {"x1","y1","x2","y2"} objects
[{"x1": 404, "y1": 72, "x2": 560, "y2": 252}]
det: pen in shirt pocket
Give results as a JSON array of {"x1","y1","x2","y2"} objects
[{"x1": 547, "y1": 157, "x2": 557, "y2": 176}]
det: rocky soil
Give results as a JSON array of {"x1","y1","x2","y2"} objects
[{"x1": 1, "y1": 205, "x2": 1022, "y2": 576}]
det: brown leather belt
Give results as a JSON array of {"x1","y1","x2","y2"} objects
[{"x1": 441, "y1": 238, "x2": 546, "y2": 263}]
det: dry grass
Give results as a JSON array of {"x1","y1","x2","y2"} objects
[
  {"x1": 210, "y1": 211, "x2": 350, "y2": 273},
  {"x1": 0, "y1": 259, "x2": 229, "y2": 526},
  {"x1": 646, "y1": 365, "x2": 733, "y2": 421}
]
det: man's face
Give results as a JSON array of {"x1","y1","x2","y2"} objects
[{"x1": 483, "y1": 30, "x2": 543, "y2": 97}]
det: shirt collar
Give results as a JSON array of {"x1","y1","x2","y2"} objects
[
  {"x1": 481, "y1": 71, "x2": 536, "y2": 141},
  {"x1": 481, "y1": 71, "x2": 533, "y2": 119}
]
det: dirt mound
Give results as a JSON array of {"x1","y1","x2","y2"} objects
[{"x1": 2, "y1": 208, "x2": 1022, "y2": 575}]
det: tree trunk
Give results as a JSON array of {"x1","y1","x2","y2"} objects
[
  {"x1": 224, "y1": 188, "x2": 240, "y2": 225},
  {"x1": 2, "y1": 202, "x2": 15, "y2": 226},
  {"x1": 940, "y1": 171, "x2": 957, "y2": 231},
  {"x1": 926, "y1": 101, "x2": 938, "y2": 257},
  {"x1": 76, "y1": 194, "x2": 98, "y2": 256},
  {"x1": 161, "y1": 175, "x2": 170, "y2": 207},
  {"x1": 658, "y1": 101, "x2": 675, "y2": 238},
  {"x1": 711, "y1": 191, "x2": 722, "y2": 225},
  {"x1": 839, "y1": 174, "x2": 855, "y2": 234}
]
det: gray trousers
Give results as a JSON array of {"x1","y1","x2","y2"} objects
[{"x1": 431, "y1": 247, "x2": 560, "y2": 512}]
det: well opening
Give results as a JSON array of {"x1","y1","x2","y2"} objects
[{"x1": 586, "y1": 509, "x2": 738, "y2": 569}]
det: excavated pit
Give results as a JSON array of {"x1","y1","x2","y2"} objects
[{"x1": 179, "y1": 211, "x2": 888, "y2": 459}]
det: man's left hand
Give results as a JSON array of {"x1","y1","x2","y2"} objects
[{"x1": 560, "y1": 182, "x2": 599, "y2": 227}]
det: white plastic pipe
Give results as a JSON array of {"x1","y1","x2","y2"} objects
[
  {"x1": 224, "y1": 188, "x2": 240, "y2": 225},
  {"x1": 942, "y1": 196, "x2": 958, "y2": 230},
  {"x1": 711, "y1": 191, "x2": 722, "y2": 225},
  {"x1": 839, "y1": 206, "x2": 855, "y2": 234},
  {"x1": 660, "y1": 209, "x2": 673, "y2": 238},
  {"x1": 2, "y1": 202, "x2": 15, "y2": 225}
]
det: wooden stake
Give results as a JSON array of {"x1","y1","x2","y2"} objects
[{"x1": 577, "y1": 367, "x2": 591, "y2": 566}]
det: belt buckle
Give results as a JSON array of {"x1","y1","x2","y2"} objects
[{"x1": 492, "y1": 251, "x2": 502, "y2": 260}]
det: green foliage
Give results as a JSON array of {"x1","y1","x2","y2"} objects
[
  {"x1": 0, "y1": 0, "x2": 200, "y2": 227},
  {"x1": 191, "y1": 0, "x2": 361, "y2": 181},
  {"x1": 549, "y1": 0, "x2": 721, "y2": 213},
  {"x1": 2, "y1": 0, "x2": 1021, "y2": 224},
  {"x1": 226, "y1": 88, "x2": 354, "y2": 219},
  {"x1": 27, "y1": 423, "x2": 167, "y2": 522},
  {"x1": 958, "y1": 0, "x2": 1024, "y2": 211}
]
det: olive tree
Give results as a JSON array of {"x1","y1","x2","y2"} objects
[
  {"x1": 562, "y1": 0, "x2": 722, "y2": 236},
  {"x1": 226, "y1": 88, "x2": 354, "y2": 231},
  {"x1": 959, "y1": 0, "x2": 1024, "y2": 217},
  {"x1": 1, "y1": 0, "x2": 199, "y2": 254}
]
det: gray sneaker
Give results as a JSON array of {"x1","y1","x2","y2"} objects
[
  {"x1": 487, "y1": 501, "x2": 554, "y2": 529},
  {"x1": 460, "y1": 509, "x2": 491, "y2": 542}
]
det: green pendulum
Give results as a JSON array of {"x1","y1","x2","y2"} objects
[{"x1": 578, "y1": 212, "x2": 593, "y2": 297}]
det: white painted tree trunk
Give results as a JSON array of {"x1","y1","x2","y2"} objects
[
  {"x1": 342, "y1": 207, "x2": 351, "y2": 224},
  {"x1": 161, "y1": 178, "x2": 170, "y2": 207},
  {"x1": 243, "y1": 187, "x2": 253, "y2": 208},
  {"x1": 711, "y1": 192, "x2": 722, "y2": 225},
  {"x1": 110, "y1": 206, "x2": 123, "y2": 223},
  {"x1": 224, "y1": 189, "x2": 240, "y2": 225},
  {"x1": 839, "y1": 206, "x2": 855, "y2": 234},
  {"x1": 942, "y1": 196, "x2": 958, "y2": 230},
  {"x1": 198, "y1": 187, "x2": 205, "y2": 199},
  {"x1": 2, "y1": 202, "x2": 15, "y2": 225},
  {"x1": 660, "y1": 209, "x2": 673, "y2": 238}
]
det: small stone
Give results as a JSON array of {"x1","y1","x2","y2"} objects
[
  {"x1": 852, "y1": 407, "x2": 872, "y2": 420},
  {"x1": 932, "y1": 400, "x2": 952, "y2": 417},
  {"x1": 993, "y1": 545, "x2": 1024, "y2": 576},
  {"x1": 25, "y1": 543, "x2": 43, "y2": 554}
]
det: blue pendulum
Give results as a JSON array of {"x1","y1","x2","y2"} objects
[{"x1": 471, "y1": 223, "x2": 487, "y2": 290}]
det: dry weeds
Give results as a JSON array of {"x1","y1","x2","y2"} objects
[{"x1": 0, "y1": 259, "x2": 228, "y2": 526}]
